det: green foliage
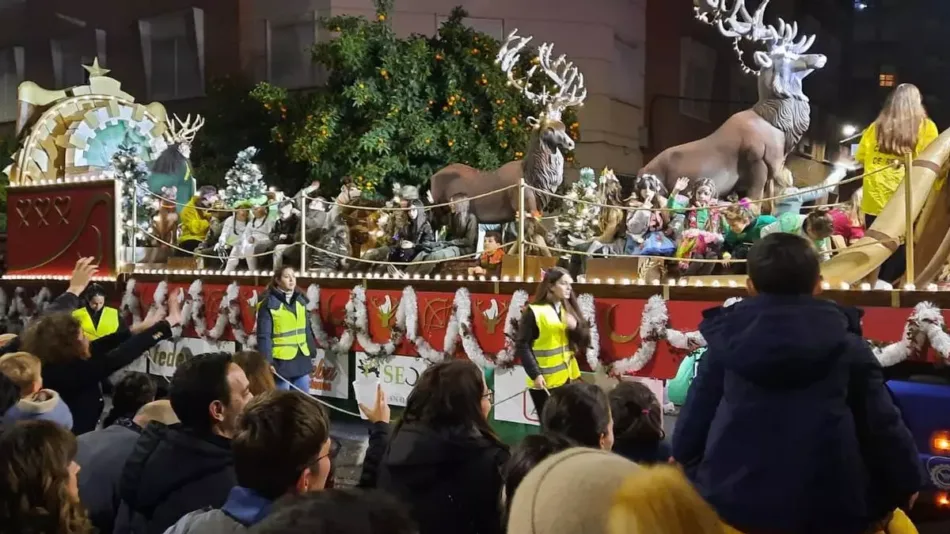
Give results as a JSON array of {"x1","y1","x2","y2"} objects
[
  {"x1": 252, "y1": 0, "x2": 579, "y2": 195},
  {"x1": 222, "y1": 147, "x2": 268, "y2": 205},
  {"x1": 110, "y1": 143, "x2": 155, "y2": 246}
]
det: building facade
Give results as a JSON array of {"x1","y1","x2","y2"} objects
[{"x1": 0, "y1": 0, "x2": 647, "y2": 176}]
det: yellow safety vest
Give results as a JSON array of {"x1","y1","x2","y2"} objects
[
  {"x1": 525, "y1": 304, "x2": 581, "y2": 388},
  {"x1": 72, "y1": 307, "x2": 120, "y2": 341},
  {"x1": 270, "y1": 300, "x2": 311, "y2": 361}
]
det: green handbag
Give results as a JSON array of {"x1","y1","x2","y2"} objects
[{"x1": 667, "y1": 347, "x2": 706, "y2": 406}]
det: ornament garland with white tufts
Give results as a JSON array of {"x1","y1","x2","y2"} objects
[
  {"x1": 221, "y1": 146, "x2": 268, "y2": 206},
  {"x1": 110, "y1": 142, "x2": 157, "y2": 246}
]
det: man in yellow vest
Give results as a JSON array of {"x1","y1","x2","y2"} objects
[
  {"x1": 72, "y1": 284, "x2": 127, "y2": 341},
  {"x1": 256, "y1": 266, "x2": 318, "y2": 392},
  {"x1": 515, "y1": 268, "x2": 586, "y2": 417}
]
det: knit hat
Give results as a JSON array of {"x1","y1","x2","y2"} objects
[{"x1": 507, "y1": 448, "x2": 640, "y2": 534}]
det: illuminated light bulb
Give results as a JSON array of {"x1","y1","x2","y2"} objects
[
  {"x1": 478, "y1": 276, "x2": 486, "y2": 281},
  {"x1": 606, "y1": 278, "x2": 616, "y2": 285},
  {"x1": 382, "y1": 273, "x2": 391, "y2": 279},
  {"x1": 678, "y1": 279, "x2": 688, "y2": 287},
  {"x1": 860, "y1": 283, "x2": 871, "y2": 291},
  {"x1": 502, "y1": 276, "x2": 510, "y2": 282},
  {"x1": 728, "y1": 280, "x2": 737, "y2": 288},
  {"x1": 444, "y1": 275, "x2": 453, "y2": 281},
  {"x1": 927, "y1": 283, "x2": 939, "y2": 292},
  {"x1": 904, "y1": 283, "x2": 916, "y2": 291},
  {"x1": 695, "y1": 281, "x2": 705, "y2": 287},
  {"x1": 515, "y1": 276, "x2": 523, "y2": 282},
  {"x1": 839, "y1": 282, "x2": 850, "y2": 290},
  {"x1": 346, "y1": 273, "x2": 354, "y2": 279},
  {"x1": 712, "y1": 280, "x2": 721, "y2": 288},
  {"x1": 434, "y1": 274, "x2": 442, "y2": 280},
  {"x1": 490, "y1": 276, "x2": 499, "y2": 282},
  {"x1": 820, "y1": 281, "x2": 831, "y2": 290},
  {"x1": 468, "y1": 275, "x2": 475, "y2": 281},
  {"x1": 592, "y1": 278, "x2": 602, "y2": 284},
  {"x1": 667, "y1": 279, "x2": 676, "y2": 286},
  {"x1": 622, "y1": 278, "x2": 631, "y2": 285},
  {"x1": 651, "y1": 279, "x2": 660, "y2": 286},
  {"x1": 526, "y1": 277, "x2": 534, "y2": 283}
]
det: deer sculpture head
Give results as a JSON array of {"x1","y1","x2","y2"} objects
[
  {"x1": 163, "y1": 114, "x2": 206, "y2": 159},
  {"x1": 496, "y1": 30, "x2": 587, "y2": 196},
  {"x1": 696, "y1": 0, "x2": 826, "y2": 102}
]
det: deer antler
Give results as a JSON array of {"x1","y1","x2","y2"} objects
[
  {"x1": 496, "y1": 29, "x2": 587, "y2": 122},
  {"x1": 164, "y1": 114, "x2": 205, "y2": 145}
]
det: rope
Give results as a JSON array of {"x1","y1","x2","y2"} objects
[
  {"x1": 303, "y1": 183, "x2": 518, "y2": 212},
  {"x1": 137, "y1": 229, "x2": 302, "y2": 260},
  {"x1": 303, "y1": 241, "x2": 517, "y2": 266},
  {"x1": 273, "y1": 370, "x2": 365, "y2": 418},
  {"x1": 141, "y1": 189, "x2": 287, "y2": 212},
  {"x1": 527, "y1": 162, "x2": 899, "y2": 214}
]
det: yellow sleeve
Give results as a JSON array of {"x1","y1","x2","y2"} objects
[
  {"x1": 917, "y1": 119, "x2": 939, "y2": 154},
  {"x1": 855, "y1": 125, "x2": 875, "y2": 164},
  {"x1": 182, "y1": 206, "x2": 210, "y2": 236}
]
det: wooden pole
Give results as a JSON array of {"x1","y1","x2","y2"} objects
[
  {"x1": 518, "y1": 178, "x2": 526, "y2": 279},
  {"x1": 130, "y1": 189, "x2": 137, "y2": 265},
  {"x1": 904, "y1": 152, "x2": 915, "y2": 286},
  {"x1": 299, "y1": 194, "x2": 307, "y2": 274}
]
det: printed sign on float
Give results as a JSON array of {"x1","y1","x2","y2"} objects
[
  {"x1": 308, "y1": 349, "x2": 349, "y2": 399},
  {"x1": 147, "y1": 338, "x2": 237, "y2": 378},
  {"x1": 354, "y1": 352, "x2": 429, "y2": 407},
  {"x1": 493, "y1": 366, "x2": 540, "y2": 427}
]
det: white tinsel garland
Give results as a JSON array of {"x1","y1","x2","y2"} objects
[
  {"x1": 456, "y1": 288, "x2": 531, "y2": 368},
  {"x1": 577, "y1": 293, "x2": 600, "y2": 372},
  {"x1": 401, "y1": 286, "x2": 446, "y2": 365},
  {"x1": 245, "y1": 290, "x2": 259, "y2": 349},
  {"x1": 226, "y1": 282, "x2": 250, "y2": 345},
  {"x1": 121, "y1": 280, "x2": 142, "y2": 325}
]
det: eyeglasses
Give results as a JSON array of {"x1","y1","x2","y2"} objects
[
  {"x1": 483, "y1": 391, "x2": 494, "y2": 403},
  {"x1": 317, "y1": 438, "x2": 342, "y2": 463}
]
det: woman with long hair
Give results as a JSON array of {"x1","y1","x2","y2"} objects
[
  {"x1": 21, "y1": 293, "x2": 181, "y2": 434},
  {"x1": 609, "y1": 381, "x2": 672, "y2": 464},
  {"x1": 376, "y1": 359, "x2": 510, "y2": 534},
  {"x1": 514, "y1": 267, "x2": 591, "y2": 417},
  {"x1": 541, "y1": 382, "x2": 614, "y2": 450},
  {"x1": 256, "y1": 266, "x2": 317, "y2": 392},
  {"x1": 857, "y1": 83, "x2": 938, "y2": 283},
  {"x1": 233, "y1": 349, "x2": 277, "y2": 396},
  {"x1": 829, "y1": 188, "x2": 866, "y2": 245},
  {"x1": 0, "y1": 420, "x2": 94, "y2": 534}
]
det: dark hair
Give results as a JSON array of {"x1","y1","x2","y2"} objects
[
  {"x1": 803, "y1": 209, "x2": 834, "y2": 239},
  {"x1": 0, "y1": 373, "x2": 19, "y2": 416},
  {"x1": 484, "y1": 231, "x2": 502, "y2": 243},
  {"x1": 83, "y1": 283, "x2": 107, "y2": 300},
  {"x1": 609, "y1": 382, "x2": 664, "y2": 452},
  {"x1": 169, "y1": 352, "x2": 234, "y2": 432},
  {"x1": 233, "y1": 350, "x2": 277, "y2": 396},
  {"x1": 249, "y1": 489, "x2": 416, "y2": 534},
  {"x1": 532, "y1": 267, "x2": 591, "y2": 356},
  {"x1": 103, "y1": 373, "x2": 157, "y2": 427},
  {"x1": 21, "y1": 312, "x2": 85, "y2": 365},
  {"x1": 270, "y1": 265, "x2": 297, "y2": 292},
  {"x1": 748, "y1": 233, "x2": 820, "y2": 295},
  {"x1": 151, "y1": 144, "x2": 186, "y2": 176},
  {"x1": 234, "y1": 391, "x2": 330, "y2": 500},
  {"x1": 540, "y1": 382, "x2": 611, "y2": 448},
  {"x1": 504, "y1": 433, "x2": 575, "y2": 505},
  {"x1": 0, "y1": 421, "x2": 93, "y2": 534},
  {"x1": 395, "y1": 360, "x2": 504, "y2": 448}
]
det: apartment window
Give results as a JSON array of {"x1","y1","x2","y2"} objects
[
  {"x1": 611, "y1": 39, "x2": 643, "y2": 106},
  {"x1": 0, "y1": 47, "x2": 24, "y2": 123},
  {"x1": 139, "y1": 8, "x2": 205, "y2": 100},
  {"x1": 266, "y1": 13, "x2": 321, "y2": 89},
  {"x1": 436, "y1": 15, "x2": 504, "y2": 40},
  {"x1": 679, "y1": 37, "x2": 716, "y2": 122},
  {"x1": 51, "y1": 30, "x2": 106, "y2": 88},
  {"x1": 879, "y1": 64, "x2": 896, "y2": 88}
]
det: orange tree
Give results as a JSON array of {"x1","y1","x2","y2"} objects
[{"x1": 251, "y1": 0, "x2": 578, "y2": 195}]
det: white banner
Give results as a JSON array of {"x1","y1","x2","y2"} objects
[
  {"x1": 124, "y1": 355, "x2": 148, "y2": 374},
  {"x1": 354, "y1": 353, "x2": 429, "y2": 407},
  {"x1": 307, "y1": 349, "x2": 349, "y2": 399},
  {"x1": 148, "y1": 338, "x2": 237, "y2": 378},
  {"x1": 492, "y1": 366, "x2": 540, "y2": 426}
]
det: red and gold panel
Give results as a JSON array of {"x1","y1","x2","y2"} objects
[{"x1": 7, "y1": 181, "x2": 119, "y2": 277}]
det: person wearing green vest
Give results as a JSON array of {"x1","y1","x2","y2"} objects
[
  {"x1": 514, "y1": 267, "x2": 591, "y2": 418},
  {"x1": 72, "y1": 284, "x2": 127, "y2": 342},
  {"x1": 256, "y1": 266, "x2": 318, "y2": 392}
]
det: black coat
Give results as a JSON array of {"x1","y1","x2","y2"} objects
[
  {"x1": 114, "y1": 423, "x2": 236, "y2": 534},
  {"x1": 43, "y1": 320, "x2": 173, "y2": 435},
  {"x1": 376, "y1": 423, "x2": 509, "y2": 534},
  {"x1": 673, "y1": 295, "x2": 922, "y2": 534}
]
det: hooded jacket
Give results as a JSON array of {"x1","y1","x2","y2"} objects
[
  {"x1": 672, "y1": 295, "x2": 922, "y2": 534},
  {"x1": 376, "y1": 423, "x2": 509, "y2": 534},
  {"x1": 114, "y1": 423, "x2": 236, "y2": 534},
  {"x1": 162, "y1": 486, "x2": 273, "y2": 534},
  {"x1": 3, "y1": 389, "x2": 73, "y2": 429}
]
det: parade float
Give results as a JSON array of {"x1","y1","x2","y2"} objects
[{"x1": 0, "y1": 0, "x2": 948, "y2": 447}]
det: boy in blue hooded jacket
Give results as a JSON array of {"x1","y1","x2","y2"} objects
[{"x1": 673, "y1": 233, "x2": 921, "y2": 534}]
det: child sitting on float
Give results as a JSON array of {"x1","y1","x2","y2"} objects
[
  {"x1": 721, "y1": 198, "x2": 776, "y2": 273},
  {"x1": 469, "y1": 231, "x2": 505, "y2": 278},
  {"x1": 771, "y1": 166, "x2": 846, "y2": 216},
  {"x1": 668, "y1": 177, "x2": 727, "y2": 276},
  {"x1": 224, "y1": 201, "x2": 278, "y2": 272},
  {"x1": 829, "y1": 188, "x2": 866, "y2": 245},
  {"x1": 623, "y1": 174, "x2": 674, "y2": 257},
  {"x1": 761, "y1": 209, "x2": 835, "y2": 261}
]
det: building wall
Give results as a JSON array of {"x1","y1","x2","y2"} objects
[{"x1": 237, "y1": 0, "x2": 648, "y2": 175}]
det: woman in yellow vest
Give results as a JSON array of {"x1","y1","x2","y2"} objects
[
  {"x1": 856, "y1": 83, "x2": 938, "y2": 284},
  {"x1": 256, "y1": 265, "x2": 318, "y2": 391},
  {"x1": 514, "y1": 267, "x2": 591, "y2": 417},
  {"x1": 72, "y1": 284, "x2": 126, "y2": 341}
]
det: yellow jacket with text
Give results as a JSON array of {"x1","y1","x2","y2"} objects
[
  {"x1": 523, "y1": 303, "x2": 581, "y2": 388},
  {"x1": 857, "y1": 118, "x2": 938, "y2": 216}
]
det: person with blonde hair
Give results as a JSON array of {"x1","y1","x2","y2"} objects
[
  {"x1": 232, "y1": 350, "x2": 277, "y2": 396},
  {"x1": 857, "y1": 83, "x2": 938, "y2": 282},
  {"x1": 829, "y1": 188, "x2": 866, "y2": 245},
  {"x1": 0, "y1": 351, "x2": 73, "y2": 429},
  {"x1": 608, "y1": 464, "x2": 725, "y2": 534}
]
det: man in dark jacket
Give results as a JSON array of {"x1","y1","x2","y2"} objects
[
  {"x1": 163, "y1": 390, "x2": 332, "y2": 533},
  {"x1": 114, "y1": 352, "x2": 253, "y2": 534},
  {"x1": 673, "y1": 233, "x2": 922, "y2": 534},
  {"x1": 76, "y1": 400, "x2": 179, "y2": 533}
]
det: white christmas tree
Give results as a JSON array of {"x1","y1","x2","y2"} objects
[
  {"x1": 222, "y1": 146, "x2": 267, "y2": 205},
  {"x1": 555, "y1": 167, "x2": 602, "y2": 247},
  {"x1": 110, "y1": 143, "x2": 157, "y2": 246}
]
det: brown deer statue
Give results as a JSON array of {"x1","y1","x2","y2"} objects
[
  {"x1": 639, "y1": 0, "x2": 827, "y2": 200},
  {"x1": 428, "y1": 30, "x2": 587, "y2": 224}
]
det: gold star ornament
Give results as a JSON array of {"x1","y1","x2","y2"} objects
[{"x1": 83, "y1": 58, "x2": 110, "y2": 78}]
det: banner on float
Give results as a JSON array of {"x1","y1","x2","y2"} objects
[
  {"x1": 148, "y1": 338, "x2": 237, "y2": 378},
  {"x1": 493, "y1": 366, "x2": 540, "y2": 427},
  {"x1": 354, "y1": 352, "x2": 429, "y2": 407},
  {"x1": 308, "y1": 349, "x2": 349, "y2": 399},
  {"x1": 124, "y1": 355, "x2": 148, "y2": 374}
]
